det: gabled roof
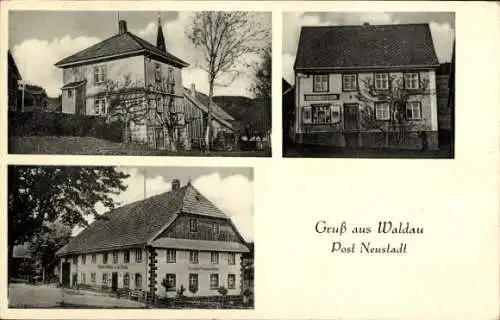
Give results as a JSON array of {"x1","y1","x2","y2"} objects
[
  {"x1": 55, "y1": 31, "x2": 188, "y2": 68},
  {"x1": 294, "y1": 23, "x2": 440, "y2": 71},
  {"x1": 56, "y1": 183, "x2": 232, "y2": 256},
  {"x1": 61, "y1": 80, "x2": 86, "y2": 90},
  {"x1": 184, "y1": 88, "x2": 234, "y2": 129}
]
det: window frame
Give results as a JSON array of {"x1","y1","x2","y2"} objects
[
  {"x1": 155, "y1": 63, "x2": 162, "y2": 83},
  {"x1": 228, "y1": 252, "x2": 236, "y2": 265},
  {"x1": 123, "y1": 273, "x2": 130, "y2": 288},
  {"x1": 403, "y1": 72, "x2": 420, "y2": 90},
  {"x1": 124, "y1": 249, "x2": 130, "y2": 264},
  {"x1": 68, "y1": 89, "x2": 72, "y2": 98},
  {"x1": 166, "y1": 273, "x2": 176, "y2": 291},
  {"x1": 91, "y1": 272, "x2": 96, "y2": 284},
  {"x1": 228, "y1": 274, "x2": 236, "y2": 289},
  {"x1": 405, "y1": 101, "x2": 422, "y2": 120},
  {"x1": 189, "y1": 273, "x2": 198, "y2": 290},
  {"x1": 103, "y1": 252, "x2": 108, "y2": 264},
  {"x1": 189, "y1": 219, "x2": 198, "y2": 232},
  {"x1": 93, "y1": 65, "x2": 106, "y2": 84},
  {"x1": 374, "y1": 73, "x2": 390, "y2": 90},
  {"x1": 81, "y1": 254, "x2": 86, "y2": 265},
  {"x1": 167, "y1": 249, "x2": 176, "y2": 263},
  {"x1": 94, "y1": 97, "x2": 106, "y2": 115},
  {"x1": 342, "y1": 74, "x2": 358, "y2": 92},
  {"x1": 210, "y1": 251, "x2": 219, "y2": 265},
  {"x1": 374, "y1": 102, "x2": 391, "y2": 121},
  {"x1": 112, "y1": 251, "x2": 118, "y2": 264},
  {"x1": 73, "y1": 255, "x2": 78, "y2": 265},
  {"x1": 91, "y1": 254, "x2": 96, "y2": 264},
  {"x1": 212, "y1": 222, "x2": 219, "y2": 234},
  {"x1": 134, "y1": 273, "x2": 142, "y2": 289},
  {"x1": 189, "y1": 250, "x2": 199, "y2": 264},
  {"x1": 135, "y1": 248, "x2": 142, "y2": 263},
  {"x1": 313, "y1": 74, "x2": 329, "y2": 93},
  {"x1": 209, "y1": 274, "x2": 219, "y2": 290}
]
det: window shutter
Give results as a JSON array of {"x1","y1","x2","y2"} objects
[
  {"x1": 302, "y1": 106, "x2": 312, "y2": 124},
  {"x1": 102, "y1": 66, "x2": 107, "y2": 83}
]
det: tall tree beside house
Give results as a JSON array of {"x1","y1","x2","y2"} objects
[
  {"x1": 7, "y1": 166, "x2": 129, "y2": 281},
  {"x1": 250, "y1": 46, "x2": 272, "y2": 98},
  {"x1": 356, "y1": 75, "x2": 431, "y2": 147},
  {"x1": 186, "y1": 12, "x2": 269, "y2": 151},
  {"x1": 29, "y1": 221, "x2": 72, "y2": 282}
]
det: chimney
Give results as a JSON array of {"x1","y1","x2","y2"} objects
[
  {"x1": 119, "y1": 20, "x2": 127, "y2": 34},
  {"x1": 172, "y1": 179, "x2": 181, "y2": 191},
  {"x1": 363, "y1": 22, "x2": 370, "y2": 26},
  {"x1": 190, "y1": 83, "x2": 196, "y2": 97}
]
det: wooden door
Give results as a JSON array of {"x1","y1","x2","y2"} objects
[
  {"x1": 61, "y1": 262, "x2": 70, "y2": 287},
  {"x1": 112, "y1": 272, "x2": 118, "y2": 292},
  {"x1": 343, "y1": 104, "x2": 360, "y2": 132}
]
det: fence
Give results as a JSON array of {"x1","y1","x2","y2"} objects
[{"x1": 9, "y1": 111, "x2": 125, "y2": 143}]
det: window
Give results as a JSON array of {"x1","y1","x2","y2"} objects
[
  {"x1": 73, "y1": 255, "x2": 78, "y2": 265},
  {"x1": 189, "y1": 251, "x2": 199, "y2": 264},
  {"x1": 406, "y1": 101, "x2": 422, "y2": 120},
  {"x1": 155, "y1": 63, "x2": 161, "y2": 82},
  {"x1": 374, "y1": 73, "x2": 389, "y2": 90},
  {"x1": 81, "y1": 254, "x2": 86, "y2": 265},
  {"x1": 342, "y1": 74, "x2": 357, "y2": 91},
  {"x1": 94, "y1": 97, "x2": 106, "y2": 115},
  {"x1": 93, "y1": 65, "x2": 106, "y2": 84},
  {"x1": 303, "y1": 104, "x2": 341, "y2": 125},
  {"x1": 210, "y1": 274, "x2": 219, "y2": 289},
  {"x1": 81, "y1": 272, "x2": 86, "y2": 284},
  {"x1": 103, "y1": 252, "x2": 108, "y2": 264},
  {"x1": 312, "y1": 105, "x2": 331, "y2": 124},
  {"x1": 228, "y1": 253, "x2": 235, "y2": 265},
  {"x1": 156, "y1": 96, "x2": 163, "y2": 114},
  {"x1": 68, "y1": 89, "x2": 72, "y2": 98},
  {"x1": 124, "y1": 250, "x2": 130, "y2": 263},
  {"x1": 123, "y1": 273, "x2": 130, "y2": 288},
  {"x1": 167, "y1": 249, "x2": 176, "y2": 263},
  {"x1": 112, "y1": 251, "x2": 118, "y2": 264},
  {"x1": 302, "y1": 106, "x2": 312, "y2": 124},
  {"x1": 189, "y1": 219, "x2": 198, "y2": 232},
  {"x1": 313, "y1": 74, "x2": 329, "y2": 92},
  {"x1": 135, "y1": 273, "x2": 142, "y2": 289},
  {"x1": 228, "y1": 274, "x2": 236, "y2": 289},
  {"x1": 91, "y1": 254, "x2": 96, "y2": 264},
  {"x1": 135, "y1": 248, "x2": 142, "y2": 263},
  {"x1": 165, "y1": 274, "x2": 176, "y2": 291},
  {"x1": 375, "y1": 102, "x2": 390, "y2": 120},
  {"x1": 168, "y1": 68, "x2": 174, "y2": 85},
  {"x1": 212, "y1": 223, "x2": 219, "y2": 234},
  {"x1": 404, "y1": 72, "x2": 419, "y2": 89},
  {"x1": 91, "y1": 272, "x2": 96, "y2": 284},
  {"x1": 189, "y1": 274, "x2": 198, "y2": 291},
  {"x1": 211, "y1": 251, "x2": 219, "y2": 264},
  {"x1": 102, "y1": 272, "x2": 108, "y2": 285}
]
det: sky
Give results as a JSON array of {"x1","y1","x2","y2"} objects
[
  {"x1": 282, "y1": 12, "x2": 455, "y2": 84},
  {"x1": 74, "y1": 166, "x2": 254, "y2": 242},
  {"x1": 9, "y1": 11, "x2": 271, "y2": 98}
]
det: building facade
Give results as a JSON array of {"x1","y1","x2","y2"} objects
[
  {"x1": 55, "y1": 19, "x2": 193, "y2": 151},
  {"x1": 293, "y1": 23, "x2": 440, "y2": 150},
  {"x1": 56, "y1": 180, "x2": 249, "y2": 299}
]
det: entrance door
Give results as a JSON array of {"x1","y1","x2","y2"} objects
[
  {"x1": 61, "y1": 262, "x2": 70, "y2": 287},
  {"x1": 343, "y1": 104, "x2": 360, "y2": 131},
  {"x1": 111, "y1": 272, "x2": 118, "y2": 292},
  {"x1": 155, "y1": 128, "x2": 165, "y2": 150},
  {"x1": 344, "y1": 104, "x2": 360, "y2": 147}
]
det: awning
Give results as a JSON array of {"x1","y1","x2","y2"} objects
[
  {"x1": 150, "y1": 238, "x2": 249, "y2": 253},
  {"x1": 62, "y1": 80, "x2": 86, "y2": 90}
]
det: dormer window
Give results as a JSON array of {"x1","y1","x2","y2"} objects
[
  {"x1": 155, "y1": 63, "x2": 161, "y2": 83},
  {"x1": 93, "y1": 65, "x2": 106, "y2": 84},
  {"x1": 189, "y1": 219, "x2": 198, "y2": 232}
]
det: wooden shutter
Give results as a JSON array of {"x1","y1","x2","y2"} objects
[{"x1": 302, "y1": 106, "x2": 312, "y2": 124}]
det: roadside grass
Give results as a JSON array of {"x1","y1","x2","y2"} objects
[{"x1": 9, "y1": 136, "x2": 271, "y2": 157}]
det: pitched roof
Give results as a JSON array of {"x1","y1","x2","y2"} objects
[
  {"x1": 184, "y1": 88, "x2": 234, "y2": 129},
  {"x1": 294, "y1": 23, "x2": 439, "y2": 71},
  {"x1": 56, "y1": 183, "x2": 231, "y2": 256},
  {"x1": 61, "y1": 80, "x2": 86, "y2": 90},
  {"x1": 55, "y1": 31, "x2": 188, "y2": 68}
]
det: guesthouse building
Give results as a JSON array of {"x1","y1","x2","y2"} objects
[
  {"x1": 55, "y1": 180, "x2": 250, "y2": 299},
  {"x1": 293, "y1": 23, "x2": 440, "y2": 149}
]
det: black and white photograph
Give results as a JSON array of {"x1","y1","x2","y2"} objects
[
  {"x1": 282, "y1": 12, "x2": 455, "y2": 158},
  {"x1": 8, "y1": 11, "x2": 271, "y2": 157},
  {"x1": 7, "y1": 165, "x2": 254, "y2": 309}
]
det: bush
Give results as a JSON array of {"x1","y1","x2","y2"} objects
[{"x1": 8, "y1": 111, "x2": 124, "y2": 143}]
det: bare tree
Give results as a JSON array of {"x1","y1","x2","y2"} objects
[
  {"x1": 105, "y1": 74, "x2": 183, "y2": 151},
  {"x1": 186, "y1": 12, "x2": 269, "y2": 151},
  {"x1": 356, "y1": 74, "x2": 431, "y2": 146},
  {"x1": 250, "y1": 46, "x2": 271, "y2": 98}
]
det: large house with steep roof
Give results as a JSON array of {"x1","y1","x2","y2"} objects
[
  {"x1": 56, "y1": 179, "x2": 249, "y2": 299},
  {"x1": 55, "y1": 19, "x2": 196, "y2": 150},
  {"x1": 293, "y1": 23, "x2": 440, "y2": 149}
]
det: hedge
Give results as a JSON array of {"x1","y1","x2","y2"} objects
[{"x1": 9, "y1": 111, "x2": 125, "y2": 143}]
